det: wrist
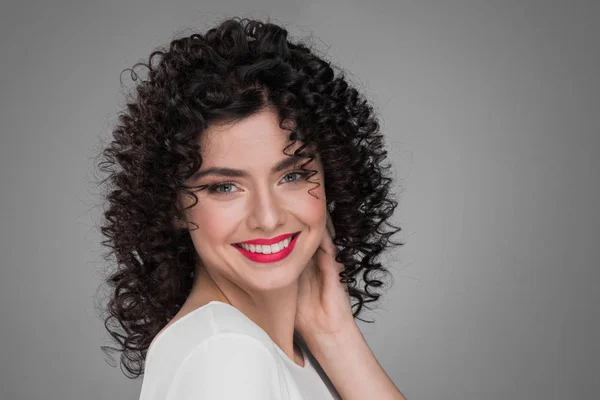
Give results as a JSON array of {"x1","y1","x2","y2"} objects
[
  {"x1": 302, "y1": 320, "x2": 363, "y2": 359},
  {"x1": 302, "y1": 323, "x2": 407, "y2": 400}
]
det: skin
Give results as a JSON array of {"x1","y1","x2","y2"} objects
[
  {"x1": 169, "y1": 106, "x2": 407, "y2": 399},
  {"x1": 174, "y1": 106, "x2": 328, "y2": 365}
]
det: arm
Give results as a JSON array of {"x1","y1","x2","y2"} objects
[
  {"x1": 304, "y1": 323, "x2": 407, "y2": 400},
  {"x1": 166, "y1": 333, "x2": 283, "y2": 400},
  {"x1": 297, "y1": 213, "x2": 406, "y2": 399}
]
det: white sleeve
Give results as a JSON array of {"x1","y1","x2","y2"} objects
[{"x1": 165, "y1": 333, "x2": 284, "y2": 400}]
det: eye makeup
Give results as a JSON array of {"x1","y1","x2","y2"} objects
[{"x1": 206, "y1": 169, "x2": 312, "y2": 196}]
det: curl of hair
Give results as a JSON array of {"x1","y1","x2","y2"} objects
[{"x1": 96, "y1": 17, "x2": 403, "y2": 378}]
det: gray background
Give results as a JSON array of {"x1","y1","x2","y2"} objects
[{"x1": 1, "y1": 0, "x2": 598, "y2": 399}]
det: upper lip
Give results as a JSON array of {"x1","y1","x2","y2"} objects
[{"x1": 236, "y1": 232, "x2": 299, "y2": 245}]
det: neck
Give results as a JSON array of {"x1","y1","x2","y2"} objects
[{"x1": 187, "y1": 263, "x2": 301, "y2": 365}]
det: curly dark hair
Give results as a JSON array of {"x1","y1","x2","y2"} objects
[{"x1": 95, "y1": 17, "x2": 403, "y2": 379}]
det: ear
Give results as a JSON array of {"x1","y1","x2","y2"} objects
[
  {"x1": 172, "y1": 198, "x2": 189, "y2": 230},
  {"x1": 172, "y1": 215, "x2": 188, "y2": 230}
]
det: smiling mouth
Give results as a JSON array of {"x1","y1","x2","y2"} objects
[{"x1": 233, "y1": 232, "x2": 300, "y2": 248}]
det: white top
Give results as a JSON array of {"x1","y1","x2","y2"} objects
[{"x1": 139, "y1": 301, "x2": 341, "y2": 399}]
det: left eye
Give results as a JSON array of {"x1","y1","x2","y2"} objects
[
  {"x1": 281, "y1": 171, "x2": 304, "y2": 183},
  {"x1": 208, "y1": 171, "x2": 308, "y2": 196}
]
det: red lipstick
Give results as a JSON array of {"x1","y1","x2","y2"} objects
[
  {"x1": 233, "y1": 232, "x2": 301, "y2": 264},
  {"x1": 237, "y1": 232, "x2": 297, "y2": 245}
]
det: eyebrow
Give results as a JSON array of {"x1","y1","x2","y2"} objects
[{"x1": 192, "y1": 156, "x2": 306, "y2": 180}]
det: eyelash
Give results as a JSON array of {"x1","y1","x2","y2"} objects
[{"x1": 207, "y1": 170, "x2": 311, "y2": 195}]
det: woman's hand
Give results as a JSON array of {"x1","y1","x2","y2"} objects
[{"x1": 295, "y1": 212, "x2": 356, "y2": 341}]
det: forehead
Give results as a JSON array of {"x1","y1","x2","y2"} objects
[{"x1": 199, "y1": 109, "x2": 300, "y2": 165}]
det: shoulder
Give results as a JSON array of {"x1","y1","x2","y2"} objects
[
  {"x1": 141, "y1": 302, "x2": 286, "y2": 400},
  {"x1": 147, "y1": 301, "x2": 277, "y2": 366},
  {"x1": 166, "y1": 333, "x2": 284, "y2": 399}
]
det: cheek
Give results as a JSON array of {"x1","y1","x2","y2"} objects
[
  {"x1": 291, "y1": 185, "x2": 327, "y2": 227},
  {"x1": 184, "y1": 201, "x2": 243, "y2": 246},
  {"x1": 181, "y1": 182, "x2": 327, "y2": 240}
]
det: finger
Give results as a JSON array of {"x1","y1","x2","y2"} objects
[
  {"x1": 320, "y1": 215, "x2": 338, "y2": 257},
  {"x1": 316, "y1": 227, "x2": 344, "y2": 276},
  {"x1": 326, "y1": 210, "x2": 336, "y2": 237}
]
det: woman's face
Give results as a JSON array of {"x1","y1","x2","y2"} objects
[{"x1": 179, "y1": 108, "x2": 327, "y2": 293}]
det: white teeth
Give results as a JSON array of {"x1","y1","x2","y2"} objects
[{"x1": 239, "y1": 236, "x2": 294, "y2": 254}]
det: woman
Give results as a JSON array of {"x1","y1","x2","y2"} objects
[{"x1": 97, "y1": 17, "x2": 406, "y2": 399}]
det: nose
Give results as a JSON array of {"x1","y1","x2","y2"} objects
[{"x1": 246, "y1": 184, "x2": 286, "y2": 233}]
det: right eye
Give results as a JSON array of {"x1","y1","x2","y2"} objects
[{"x1": 207, "y1": 182, "x2": 240, "y2": 195}]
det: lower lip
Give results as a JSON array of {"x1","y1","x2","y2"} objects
[{"x1": 233, "y1": 233, "x2": 300, "y2": 263}]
